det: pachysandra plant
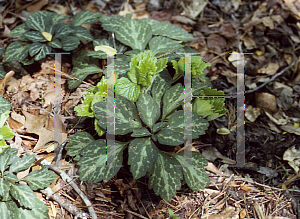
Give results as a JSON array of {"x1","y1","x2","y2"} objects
[
  {"x1": 66, "y1": 57, "x2": 217, "y2": 200},
  {"x1": 0, "y1": 147, "x2": 57, "y2": 219},
  {"x1": 4, "y1": 10, "x2": 99, "y2": 64}
]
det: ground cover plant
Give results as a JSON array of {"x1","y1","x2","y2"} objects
[{"x1": 0, "y1": 9, "x2": 228, "y2": 217}]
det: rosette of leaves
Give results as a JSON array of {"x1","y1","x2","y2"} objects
[
  {"x1": 192, "y1": 87, "x2": 228, "y2": 121},
  {"x1": 5, "y1": 10, "x2": 99, "y2": 64},
  {"x1": 0, "y1": 147, "x2": 57, "y2": 219},
  {"x1": 65, "y1": 71, "x2": 211, "y2": 201}
]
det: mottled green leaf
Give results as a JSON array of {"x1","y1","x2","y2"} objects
[
  {"x1": 4, "y1": 41, "x2": 30, "y2": 63},
  {"x1": 47, "y1": 39, "x2": 62, "y2": 48},
  {"x1": 0, "y1": 179, "x2": 10, "y2": 201},
  {"x1": 131, "y1": 127, "x2": 151, "y2": 137},
  {"x1": 102, "y1": 17, "x2": 152, "y2": 50},
  {"x1": 128, "y1": 138, "x2": 159, "y2": 179},
  {"x1": 10, "y1": 184, "x2": 36, "y2": 209},
  {"x1": 61, "y1": 36, "x2": 80, "y2": 51},
  {"x1": 148, "y1": 152, "x2": 182, "y2": 201},
  {"x1": 72, "y1": 26, "x2": 93, "y2": 41},
  {"x1": 53, "y1": 23, "x2": 73, "y2": 39},
  {"x1": 161, "y1": 83, "x2": 185, "y2": 120},
  {"x1": 26, "y1": 11, "x2": 50, "y2": 32},
  {"x1": 172, "y1": 152, "x2": 210, "y2": 191},
  {"x1": 142, "y1": 19, "x2": 195, "y2": 41},
  {"x1": 65, "y1": 132, "x2": 95, "y2": 160},
  {"x1": 151, "y1": 69, "x2": 172, "y2": 107},
  {"x1": 8, "y1": 154, "x2": 35, "y2": 173},
  {"x1": 94, "y1": 95, "x2": 142, "y2": 135},
  {"x1": 18, "y1": 196, "x2": 49, "y2": 219},
  {"x1": 22, "y1": 167, "x2": 57, "y2": 190},
  {"x1": 24, "y1": 31, "x2": 47, "y2": 42},
  {"x1": 78, "y1": 139, "x2": 127, "y2": 182},
  {"x1": 136, "y1": 93, "x2": 160, "y2": 130},
  {"x1": 68, "y1": 63, "x2": 103, "y2": 89},
  {"x1": 149, "y1": 36, "x2": 183, "y2": 56},
  {"x1": 0, "y1": 95, "x2": 11, "y2": 117},
  {"x1": 72, "y1": 10, "x2": 101, "y2": 27},
  {"x1": 9, "y1": 23, "x2": 29, "y2": 38}
]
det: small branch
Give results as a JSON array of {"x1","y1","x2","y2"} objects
[
  {"x1": 41, "y1": 187, "x2": 89, "y2": 219},
  {"x1": 34, "y1": 154, "x2": 98, "y2": 219}
]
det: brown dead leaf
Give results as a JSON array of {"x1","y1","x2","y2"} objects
[
  {"x1": 207, "y1": 34, "x2": 227, "y2": 54},
  {"x1": 23, "y1": 111, "x2": 67, "y2": 151},
  {"x1": 27, "y1": 0, "x2": 48, "y2": 13},
  {"x1": 256, "y1": 92, "x2": 278, "y2": 113},
  {"x1": 257, "y1": 63, "x2": 280, "y2": 75}
]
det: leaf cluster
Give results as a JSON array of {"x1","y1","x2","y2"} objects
[
  {"x1": 0, "y1": 147, "x2": 57, "y2": 219},
  {"x1": 4, "y1": 10, "x2": 99, "y2": 64}
]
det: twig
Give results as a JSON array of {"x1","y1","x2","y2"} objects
[{"x1": 34, "y1": 154, "x2": 97, "y2": 219}]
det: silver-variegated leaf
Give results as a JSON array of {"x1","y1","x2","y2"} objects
[
  {"x1": 47, "y1": 39, "x2": 62, "y2": 48},
  {"x1": 102, "y1": 17, "x2": 152, "y2": 50},
  {"x1": 72, "y1": 10, "x2": 101, "y2": 27},
  {"x1": 128, "y1": 138, "x2": 159, "y2": 179},
  {"x1": 34, "y1": 44, "x2": 51, "y2": 61},
  {"x1": 53, "y1": 23, "x2": 73, "y2": 39},
  {"x1": 94, "y1": 95, "x2": 142, "y2": 135},
  {"x1": 143, "y1": 19, "x2": 195, "y2": 41},
  {"x1": 0, "y1": 201, "x2": 14, "y2": 219},
  {"x1": 78, "y1": 139, "x2": 127, "y2": 182},
  {"x1": 22, "y1": 167, "x2": 57, "y2": 190},
  {"x1": 24, "y1": 31, "x2": 47, "y2": 42},
  {"x1": 131, "y1": 128, "x2": 151, "y2": 137},
  {"x1": 161, "y1": 83, "x2": 184, "y2": 120},
  {"x1": 152, "y1": 122, "x2": 167, "y2": 133},
  {"x1": 10, "y1": 184, "x2": 36, "y2": 209},
  {"x1": 72, "y1": 26, "x2": 93, "y2": 41},
  {"x1": 29, "y1": 42, "x2": 43, "y2": 56},
  {"x1": 4, "y1": 41, "x2": 30, "y2": 63},
  {"x1": 136, "y1": 93, "x2": 160, "y2": 130},
  {"x1": 26, "y1": 11, "x2": 49, "y2": 32},
  {"x1": 0, "y1": 179, "x2": 10, "y2": 201},
  {"x1": 0, "y1": 152, "x2": 11, "y2": 175},
  {"x1": 151, "y1": 69, "x2": 172, "y2": 107},
  {"x1": 68, "y1": 63, "x2": 103, "y2": 89},
  {"x1": 104, "y1": 55, "x2": 132, "y2": 78},
  {"x1": 18, "y1": 196, "x2": 49, "y2": 219},
  {"x1": 4, "y1": 172, "x2": 18, "y2": 182},
  {"x1": 0, "y1": 47, "x2": 4, "y2": 56},
  {"x1": 172, "y1": 152, "x2": 210, "y2": 191},
  {"x1": 148, "y1": 36, "x2": 183, "y2": 56},
  {"x1": 61, "y1": 36, "x2": 80, "y2": 51},
  {"x1": 156, "y1": 111, "x2": 209, "y2": 146},
  {"x1": 9, "y1": 23, "x2": 29, "y2": 38},
  {"x1": 0, "y1": 65, "x2": 5, "y2": 79},
  {"x1": 65, "y1": 131, "x2": 94, "y2": 159},
  {"x1": 148, "y1": 152, "x2": 182, "y2": 201},
  {"x1": 0, "y1": 95, "x2": 11, "y2": 121},
  {"x1": 8, "y1": 154, "x2": 35, "y2": 173}
]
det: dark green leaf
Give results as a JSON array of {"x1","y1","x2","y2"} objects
[
  {"x1": 10, "y1": 184, "x2": 36, "y2": 209},
  {"x1": 0, "y1": 179, "x2": 10, "y2": 201},
  {"x1": 24, "y1": 31, "x2": 47, "y2": 42},
  {"x1": 0, "y1": 95, "x2": 11, "y2": 117},
  {"x1": 94, "y1": 95, "x2": 142, "y2": 135},
  {"x1": 34, "y1": 44, "x2": 51, "y2": 61},
  {"x1": 161, "y1": 83, "x2": 185, "y2": 120},
  {"x1": 61, "y1": 36, "x2": 80, "y2": 51},
  {"x1": 26, "y1": 11, "x2": 50, "y2": 32},
  {"x1": 78, "y1": 139, "x2": 127, "y2": 182},
  {"x1": 29, "y1": 42, "x2": 43, "y2": 56},
  {"x1": 10, "y1": 23, "x2": 29, "y2": 38},
  {"x1": 65, "y1": 132, "x2": 95, "y2": 160},
  {"x1": 72, "y1": 26, "x2": 93, "y2": 41},
  {"x1": 148, "y1": 152, "x2": 182, "y2": 201},
  {"x1": 47, "y1": 39, "x2": 62, "y2": 48},
  {"x1": 136, "y1": 93, "x2": 160, "y2": 130},
  {"x1": 4, "y1": 41, "x2": 30, "y2": 63},
  {"x1": 148, "y1": 36, "x2": 183, "y2": 56},
  {"x1": 152, "y1": 122, "x2": 167, "y2": 133},
  {"x1": 151, "y1": 69, "x2": 172, "y2": 107},
  {"x1": 8, "y1": 154, "x2": 35, "y2": 173},
  {"x1": 128, "y1": 138, "x2": 159, "y2": 179},
  {"x1": 131, "y1": 127, "x2": 151, "y2": 137},
  {"x1": 72, "y1": 10, "x2": 101, "y2": 27},
  {"x1": 53, "y1": 23, "x2": 73, "y2": 39},
  {"x1": 22, "y1": 167, "x2": 57, "y2": 190}
]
